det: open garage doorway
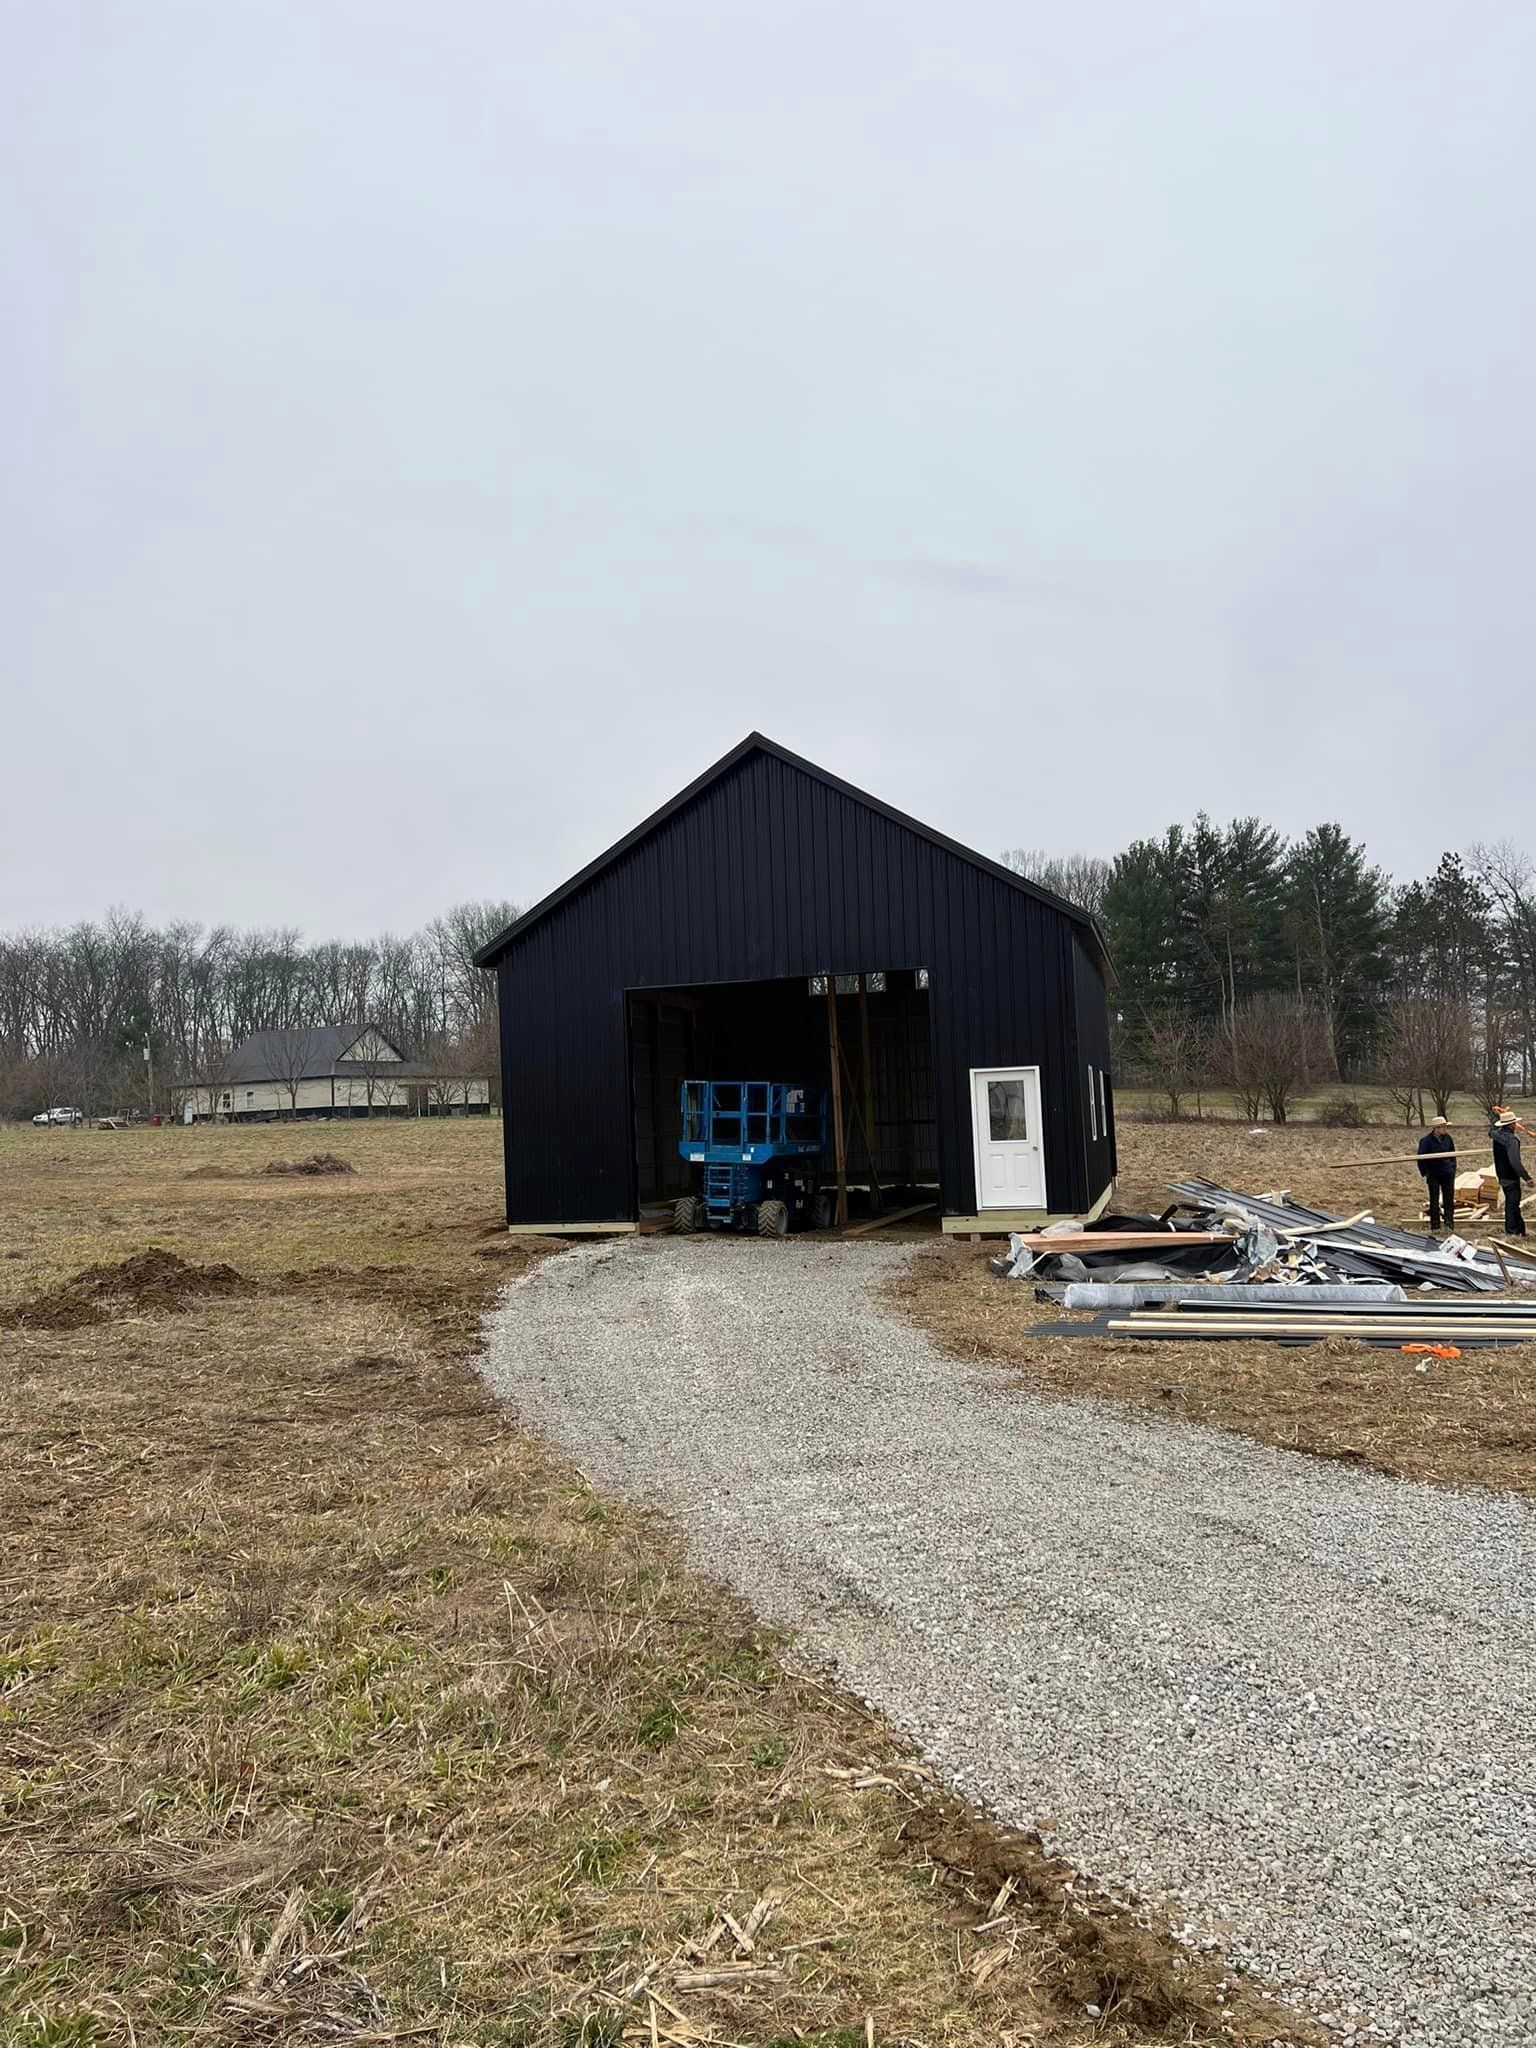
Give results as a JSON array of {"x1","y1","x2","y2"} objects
[{"x1": 627, "y1": 970, "x2": 937, "y2": 1226}]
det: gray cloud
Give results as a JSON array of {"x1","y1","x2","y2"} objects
[{"x1": 4, "y1": 0, "x2": 1533, "y2": 934}]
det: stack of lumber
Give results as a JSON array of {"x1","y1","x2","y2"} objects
[
  {"x1": 1101, "y1": 1295, "x2": 1536, "y2": 1349},
  {"x1": 1030, "y1": 1294, "x2": 1536, "y2": 1348},
  {"x1": 1008, "y1": 1228, "x2": 1236, "y2": 1253}
]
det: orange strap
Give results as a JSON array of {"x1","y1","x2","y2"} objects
[{"x1": 1401, "y1": 1342, "x2": 1461, "y2": 1360}]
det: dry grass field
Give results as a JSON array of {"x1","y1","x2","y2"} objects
[
  {"x1": 897, "y1": 1114, "x2": 1536, "y2": 1499},
  {"x1": 0, "y1": 1117, "x2": 1317, "y2": 2048}
]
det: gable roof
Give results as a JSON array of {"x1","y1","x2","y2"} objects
[
  {"x1": 220, "y1": 1023, "x2": 410, "y2": 1084},
  {"x1": 473, "y1": 732, "x2": 1111, "y2": 972}
]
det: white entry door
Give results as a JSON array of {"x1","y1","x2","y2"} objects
[{"x1": 971, "y1": 1066, "x2": 1046, "y2": 1210}]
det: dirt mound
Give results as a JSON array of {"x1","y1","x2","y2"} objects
[
  {"x1": 11, "y1": 1247, "x2": 256, "y2": 1331},
  {"x1": 262, "y1": 1153, "x2": 356, "y2": 1178},
  {"x1": 184, "y1": 1165, "x2": 235, "y2": 1180}
]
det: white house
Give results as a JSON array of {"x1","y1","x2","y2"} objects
[{"x1": 184, "y1": 1023, "x2": 491, "y2": 1121}]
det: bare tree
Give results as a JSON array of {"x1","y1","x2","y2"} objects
[
  {"x1": 425, "y1": 1052, "x2": 470, "y2": 1114},
  {"x1": 1378, "y1": 996, "x2": 1473, "y2": 1124},
  {"x1": 1139, "y1": 1009, "x2": 1207, "y2": 1120},
  {"x1": 461, "y1": 1011, "x2": 500, "y2": 1111},
  {"x1": 1219, "y1": 993, "x2": 1329, "y2": 1124},
  {"x1": 262, "y1": 1028, "x2": 328, "y2": 1120},
  {"x1": 370, "y1": 1066, "x2": 403, "y2": 1116},
  {"x1": 1377, "y1": 1004, "x2": 1427, "y2": 1126},
  {"x1": 1469, "y1": 842, "x2": 1536, "y2": 1094},
  {"x1": 340, "y1": 1025, "x2": 408, "y2": 1116},
  {"x1": 999, "y1": 850, "x2": 1111, "y2": 918},
  {"x1": 1471, "y1": 1004, "x2": 1519, "y2": 1118},
  {"x1": 187, "y1": 1038, "x2": 231, "y2": 1122}
]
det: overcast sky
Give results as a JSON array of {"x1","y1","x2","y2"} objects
[{"x1": 4, "y1": 1, "x2": 1532, "y2": 935}]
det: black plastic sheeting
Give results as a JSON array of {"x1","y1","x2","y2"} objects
[{"x1": 1029, "y1": 1210, "x2": 1242, "y2": 1280}]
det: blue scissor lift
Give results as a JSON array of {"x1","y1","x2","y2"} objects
[{"x1": 675, "y1": 1080, "x2": 830, "y2": 1236}]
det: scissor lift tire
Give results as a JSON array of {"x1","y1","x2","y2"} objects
[
  {"x1": 757, "y1": 1199, "x2": 789, "y2": 1238},
  {"x1": 673, "y1": 1196, "x2": 703, "y2": 1233}
]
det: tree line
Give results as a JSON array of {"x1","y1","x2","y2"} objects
[
  {"x1": 7, "y1": 822, "x2": 1534, "y2": 1125},
  {"x1": 0, "y1": 902, "x2": 518, "y2": 1118},
  {"x1": 1003, "y1": 831, "x2": 1536, "y2": 1121}
]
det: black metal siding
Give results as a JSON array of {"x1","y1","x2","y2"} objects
[
  {"x1": 496, "y1": 749, "x2": 1113, "y2": 1224},
  {"x1": 1071, "y1": 929, "x2": 1117, "y2": 1192}
]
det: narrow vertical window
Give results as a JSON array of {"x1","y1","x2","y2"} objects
[
  {"x1": 1088, "y1": 1062, "x2": 1098, "y2": 1142},
  {"x1": 1098, "y1": 1067, "x2": 1108, "y2": 1137}
]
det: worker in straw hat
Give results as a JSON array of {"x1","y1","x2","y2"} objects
[
  {"x1": 1415, "y1": 1115, "x2": 1457, "y2": 1235},
  {"x1": 1492, "y1": 1113, "x2": 1533, "y2": 1236}
]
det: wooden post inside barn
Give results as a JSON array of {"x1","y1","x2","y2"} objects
[
  {"x1": 825, "y1": 977, "x2": 849, "y2": 1229},
  {"x1": 858, "y1": 979, "x2": 882, "y2": 1210}
]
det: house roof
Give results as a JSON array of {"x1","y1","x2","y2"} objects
[
  {"x1": 473, "y1": 731, "x2": 1111, "y2": 973},
  {"x1": 220, "y1": 1023, "x2": 413, "y2": 1084}
]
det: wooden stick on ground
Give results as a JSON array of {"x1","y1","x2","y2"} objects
[
  {"x1": 673, "y1": 1965, "x2": 785, "y2": 1991},
  {"x1": 1276, "y1": 1210, "x2": 1371, "y2": 1241},
  {"x1": 1323, "y1": 1153, "x2": 1470, "y2": 1170},
  {"x1": 1013, "y1": 1229, "x2": 1237, "y2": 1252},
  {"x1": 840, "y1": 1200, "x2": 937, "y2": 1237}
]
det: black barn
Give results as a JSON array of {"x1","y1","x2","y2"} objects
[{"x1": 475, "y1": 734, "x2": 1116, "y2": 1235}]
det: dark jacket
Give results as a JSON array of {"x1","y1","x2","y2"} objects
[
  {"x1": 1493, "y1": 1126, "x2": 1533, "y2": 1186},
  {"x1": 1417, "y1": 1129, "x2": 1456, "y2": 1178}
]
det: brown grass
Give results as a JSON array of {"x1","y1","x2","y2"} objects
[
  {"x1": 895, "y1": 1119, "x2": 1536, "y2": 1498},
  {"x1": 1107, "y1": 1110, "x2": 1530, "y2": 1232},
  {"x1": 0, "y1": 1118, "x2": 1316, "y2": 2048}
]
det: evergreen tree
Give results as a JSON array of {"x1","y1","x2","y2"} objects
[
  {"x1": 1283, "y1": 825, "x2": 1391, "y2": 1076},
  {"x1": 1100, "y1": 826, "x2": 1200, "y2": 1034},
  {"x1": 1180, "y1": 815, "x2": 1288, "y2": 1037},
  {"x1": 1388, "y1": 854, "x2": 1497, "y2": 999}
]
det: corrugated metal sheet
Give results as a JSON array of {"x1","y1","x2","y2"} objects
[
  {"x1": 1073, "y1": 931, "x2": 1117, "y2": 1189},
  {"x1": 495, "y1": 745, "x2": 1113, "y2": 1225}
]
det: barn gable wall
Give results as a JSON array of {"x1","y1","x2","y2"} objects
[{"x1": 496, "y1": 748, "x2": 1111, "y2": 1226}]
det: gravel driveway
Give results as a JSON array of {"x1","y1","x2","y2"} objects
[{"x1": 479, "y1": 1238, "x2": 1536, "y2": 2046}]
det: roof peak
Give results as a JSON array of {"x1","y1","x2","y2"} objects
[{"x1": 474, "y1": 732, "x2": 1107, "y2": 970}]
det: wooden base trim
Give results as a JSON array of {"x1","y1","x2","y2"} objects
[{"x1": 941, "y1": 1179, "x2": 1116, "y2": 1238}]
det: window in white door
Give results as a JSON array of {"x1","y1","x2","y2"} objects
[{"x1": 988, "y1": 1078, "x2": 1031, "y2": 1141}]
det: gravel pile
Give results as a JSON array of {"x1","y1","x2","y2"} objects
[{"x1": 479, "y1": 1237, "x2": 1536, "y2": 2046}]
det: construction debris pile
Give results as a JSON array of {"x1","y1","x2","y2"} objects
[{"x1": 995, "y1": 1177, "x2": 1536, "y2": 1345}]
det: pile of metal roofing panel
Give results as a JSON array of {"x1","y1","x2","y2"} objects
[
  {"x1": 1164, "y1": 1177, "x2": 1534, "y2": 1293},
  {"x1": 995, "y1": 1180, "x2": 1536, "y2": 1301}
]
